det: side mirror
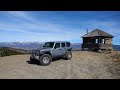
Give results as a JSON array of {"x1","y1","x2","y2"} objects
[{"x1": 54, "y1": 46, "x2": 56, "y2": 49}]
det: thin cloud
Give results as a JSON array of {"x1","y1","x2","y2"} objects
[
  {"x1": 6, "y1": 11, "x2": 73, "y2": 33},
  {"x1": 0, "y1": 11, "x2": 85, "y2": 35},
  {"x1": 0, "y1": 11, "x2": 120, "y2": 44},
  {"x1": 7, "y1": 11, "x2": 33, "y2": 21}
]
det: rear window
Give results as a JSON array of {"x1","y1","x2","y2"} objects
[
  {"x1": 61, "y1": 43, "x2": 65, "y2": 47},
  {"x1": 66, "y1": 42, "x2": 70, "y2": 47}
]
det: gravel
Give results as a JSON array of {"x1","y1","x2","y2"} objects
[{"x1": 0, "y1": 51, "x2": 120, "y2": 79}]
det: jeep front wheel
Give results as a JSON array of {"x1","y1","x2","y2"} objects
[
  {"x1": 39, "y1": 54, "x2": 52, "y2": 66},
  {"x1": 65, "y1": 51, "x2": 72, "y2": 60}
]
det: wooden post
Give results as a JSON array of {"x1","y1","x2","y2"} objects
[
  {"x1": 101, "y1": 38, "x2": 102, "y2": 44},
  {"x1": 98, "y1": 37, "x2": 100, "y2": 44}
]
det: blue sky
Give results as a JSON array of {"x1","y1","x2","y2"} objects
[{"x1": 0, "y1": 11, "x2": 120, "y2": 44}]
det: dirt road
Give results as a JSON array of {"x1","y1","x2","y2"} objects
[{"x1": 0, "y1": 51, "x2": 120, "y2": 79}]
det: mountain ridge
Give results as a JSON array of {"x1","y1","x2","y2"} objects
[{"x1": 0, "y1": 42, "x2": 120, "y2": 51}]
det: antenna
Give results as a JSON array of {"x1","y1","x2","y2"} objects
[{"x1": 86, "y1": 28, "x2": 88, "y2": 34}]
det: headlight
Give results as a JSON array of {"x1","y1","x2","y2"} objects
[
  {"x1": 40, "y1": 50, "x2": 44, "y2": 53},
  {"x1": 40, "y1": 50, "x2": 44, "y2": 52}
]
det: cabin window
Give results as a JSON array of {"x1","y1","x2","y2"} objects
[
  {"x1": 95, "y1": 39, "x2": 98, "y2": 44},
  {"x1": 102, "y1": 39, "x2": 105, "y2": 44}
]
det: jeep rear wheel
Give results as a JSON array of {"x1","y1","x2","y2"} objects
[
  {"x1": 65, "y1": 51, "x2": 72, "y2": 60},
  {"x1": 39, "y1": 54, "x2": 52, "y2": 66}
]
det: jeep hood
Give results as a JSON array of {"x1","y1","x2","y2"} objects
[
  {"x1": 32, "y1": 47, "x2": 52, "y2": 52},
  {"x1": 40, "y1": 48, "x2": 52, "y2": 52}
]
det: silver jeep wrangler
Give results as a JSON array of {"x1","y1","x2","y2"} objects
[{"x1": 30, "y1": 41, "x2": 72, "y2": 66}]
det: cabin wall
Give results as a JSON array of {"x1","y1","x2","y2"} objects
[
  {"x1": 105, "y1": 38, "x2": 112, "y2": 44},
  {"x1": 83, "y1": 38, "x2": 88, "y2": 44},
  {"x1": 83, "y1": 37, "x2": 96, "y2": 44},
  {"x1": 82, "y1": 37, "x2": 113, "y2": 51}
]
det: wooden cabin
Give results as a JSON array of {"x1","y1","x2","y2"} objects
[{"x1": 81, "y1": 29, "x2": 114, "y2": 51}]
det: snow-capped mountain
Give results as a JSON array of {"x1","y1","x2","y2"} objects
[
  {"x1": 0, "y1": 42, "x2": 44, "y2": 50},
  {"x1": 0, "y1": 42, "x2": 119, "y2": 51},
  {"x1": 0, "y1": 42, "x2": 82, "y2": 50}
]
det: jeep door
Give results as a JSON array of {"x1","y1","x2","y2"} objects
[
  {"x1": 60, "y1": 42, "x2": 66, "y2": 55},
  {"x1": 52, "y1": 43, "x2": 62, "y2": 57}
]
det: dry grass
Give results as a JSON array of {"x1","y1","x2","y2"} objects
[{"x1": 111, "y1": 51, "x2": 120, "y2": 62}]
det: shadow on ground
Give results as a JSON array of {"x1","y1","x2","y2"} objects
[
  {"x1": 26, "y1": 60, "x2": 40, "y2": 65},
  {"x1": 26, "y1": 57, "x2": 65, "y2": 65},
  {"x1": 52, "y1": 57, "x2": 64, "y2": 62}
]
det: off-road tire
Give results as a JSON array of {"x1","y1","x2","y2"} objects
[
  {"x1": 39, "y1": 54, "x2": 52, "y2": 66},
  {"x1": 65, "y1": 51, "x2": 72, "y2": 60}
]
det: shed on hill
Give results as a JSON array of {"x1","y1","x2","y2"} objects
[{"x1": 81, "y1": 29, "x2": 114, "y2": 51}]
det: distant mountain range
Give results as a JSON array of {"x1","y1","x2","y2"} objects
[
  {"x1": 0, "y1": 42, "x2": 120, "y2": 51},
  {"x1": 113, "y1": 45, "x2": 120, "y2": 51},
  {"x1": 0, "y1": 42, "x2": 44, "y2": 50}
]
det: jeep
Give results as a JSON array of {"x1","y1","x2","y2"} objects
[{"x1": 30, "y1": 41, "x2": 72, "y2": 66}]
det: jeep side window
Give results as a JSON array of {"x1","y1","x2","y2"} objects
[
  {"x1": 55, "y1": 43, "x2": 60, "y2": 49},
  {"x1": 43, "y1": 42, "x2": 54, "y2": 48},
  {"x1": 66, "y1": 42, "x2": 70, "y2": 47},
  {"x1": 61, "y1": 43, "x2": 65, "y2": 47}
]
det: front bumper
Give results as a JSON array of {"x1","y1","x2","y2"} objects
[{"x1": 30, "y1": 55, "x2": 39, "y2": 60}]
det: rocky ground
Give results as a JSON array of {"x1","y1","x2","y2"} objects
[{"x1": 0, "y1": 51, "x2": 120, "y2": 79}]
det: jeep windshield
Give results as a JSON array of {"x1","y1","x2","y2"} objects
[{"x1": 43, "y1": 42, "x2": 54, "y2": 48}]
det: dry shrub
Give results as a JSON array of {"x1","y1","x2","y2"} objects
[{"x1": 111, "y1": 51, "x2": 120, "y2": 62}]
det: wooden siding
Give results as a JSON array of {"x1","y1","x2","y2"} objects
[
  {"x1": 105, "y1": 38, "x2": 112, "y2": 44},
  {"x1": 82, "y1": 43, "x2": 113, "y2": 50}
]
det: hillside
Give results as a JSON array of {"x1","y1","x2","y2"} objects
[{"x1": 0, "y1": 47, "x2": 29, "y2": 57}]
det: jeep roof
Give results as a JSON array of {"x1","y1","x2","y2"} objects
[{"x1": 45, "y1": 41, "x2": 71, "y2": 43}]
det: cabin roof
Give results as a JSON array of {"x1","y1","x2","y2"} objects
[{"x1": 82, "y1": 29, "x2": 114, "y2": 38}]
